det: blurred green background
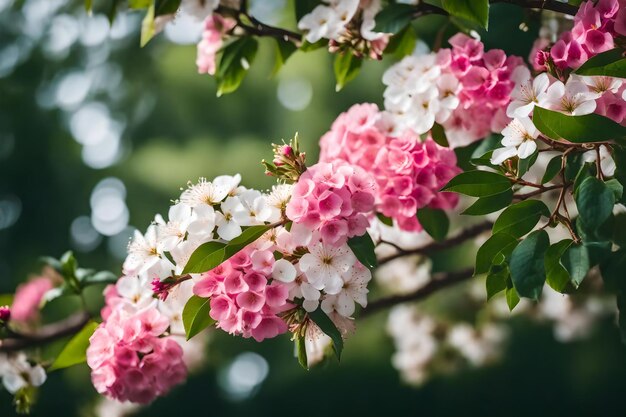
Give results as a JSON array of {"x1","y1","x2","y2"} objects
[{"x1": 1, "y1": 0, "x2": 626, "y2": 415}]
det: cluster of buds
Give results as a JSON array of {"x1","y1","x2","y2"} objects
[
  {"x1": 262, "y1": 134, "x2": 307, "y2": 183},
  {"x1": 151, "y1": 275, "x2": 191, "y2": 301},
  {"x1": 0, "y1": 305, "x2": 10, "y2": 324},
  {"x1": 328, "y1": 32, "x2": 386, "y2": 61}
]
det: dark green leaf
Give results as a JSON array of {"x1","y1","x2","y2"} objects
[
  {"x1": 509, "y1": 230, "x2": 550, "y2": 300},
  {"x1": 309, "y1": 308, "x2": 343, "y2": 360},
  {"x1": 576, "y1": 176, "x2": 615, "y2": 230},
  {"x1": 575, "y1": 48, "x2": 626, "y2": 78},
  {"x1": 486, "y1": 267, "x2": 508, "y2": 300},
  {"x1": 377, "y1": 213, "x2": 393, "y2": 226},
  {"x1": 431, "y1": 123, "x2": 449, "y2": 147},
  {"x1": 416, "y1": 208, "x2": 449, "y2": 241},
  {"x1": 216, "y1": 37, "x2": 259, "y2": 96},
  {"x1": 384, "y1": 25, "x2": 417, "y2": 58},
  {"x1": 561, "y1": 243, "x2": 590, "y2": 288},
  {"x1": 441, "y1": 0, "x2": 489, "y2": 29},
  {"x1": 182, "y1": 295, "x2": 215, "y2": 340},
  {"x1": 295, "y1": 0, "x2": 321, "y2": 21},
  {"x1": 617, "y1": 294, "x2": 626, "y2": 343},
  {"x1": 154, "y1": 0, "x2": 181, "y2": 16},
  {"x1": 442, "y1": 170, "x2": 512, "y2": 197},
  {"x1": 347, "y1": 232, "x2": 377, "y2": 270},
  {"x1": 272, "y1": 39, "x2": 297, "y2": 76},
  {"x1": 605, "y1": 178, "x2": 623, "y2": 201},
  {"x1": 49, "y1": 321, "x2": 99, "y2": 371},
  {"x1": 544, "y1": 239, "x2": 573, "y2": 293},
  {"x1": 334, "y1": 52, "x2": 362, "y2": 91},
  {"x1": 492, "y1": 200, "x2": 550, "y2": 238},
  {"x1": 475, "y1": 233, "x2": 518, "y2": 275},
  {"x1": 541, "y1": 155, "x2": 563, "y2": 184},
  {"x1": 533, "y1": 106, "x2": 626, "y2": 143},
  {"x1": 601, "y1": 249, "x2": 626, "y2": 292},
  {"x1": 373, "y1": 4, "x2": 416, "y2": 34},
  {"x1": 462, "y1": 189, "x2": 513, "y2": 215},
  {"x1": 518, "y1": 151, "x2": 538, "y2": 177},
  {"x1": 183, "y1": 241, "x2": 226, "y2": 274}
]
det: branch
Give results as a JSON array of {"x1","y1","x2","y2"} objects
[
  {"x1": 378, "y1": 221, "x2": 493, "y2": 266},
  {"x1": 0, "y1": 312, "x2": 91, "y2": 352},
  {"x1": 491, "y1": 0, "x2": 579, "y2": 15},
  {"x1": 361, "y1": 268, "x2": 474, "y2": 318}
]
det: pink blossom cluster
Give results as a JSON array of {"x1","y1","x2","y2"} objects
[
  {"x1": 538, "y1": 0, "x2": 625, "y2": 71},
  {"x1": 10, "y1": 277, "x2": 53, "y2": 322},
  {"x1": 87, "y1": 307, "x2": 187, "y2": 404},
  {"x1": 439, "y1": 34, "x2": 525, "y2": 144},
  {"x1": 196, "y1": 14, "x2": 236, "y2": 75},
  {"x1": 285, "y1": 161, "x2": 376, "y2": 245},
  {"x1": 193, "y1": 246, "x2": 291, "y2": 342},
  {"x1": 319, "y1": 103, "x2": 460, "y2": 232}
]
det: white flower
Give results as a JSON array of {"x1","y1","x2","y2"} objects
[
  {"x1": 159, "y1": 280, "x2": 195, "y2": 335},
  {"x1": 124, "y1": 225, "x2": 163, "y2": 275},
  {"x1": 491, "y1": 117, "x2": 539, "y2": 164},
  {"x1": 213, "y1": 174, "x2": 242, "y2": 196},
  {"x1": 266, "y1": 184, "x2": 292, "y2": 222},
  {"x1": 409, "y1": 87, "x2": 440, "y2": 134},
  {"x1": 215, "y1": 196, "x2": 245, "y2": 240},
  {"x1": 544, "y1": 79, "x2": 600, "y2": 115},
  {"x1": 298, "y1": 241, "x2": 356, "y2": 295},
  {"x1": 235, "y1": 190, "x2": 272, "y2": 226},
  {"x1": 321, "y1": 263, "x2": 371, "y2": 317},
  {"x1": 576, "y1": 75, "x2": 622, "y2": 94},
  {"x1": 158, "y1": 203, "x2": 195, "y2": 251},
  {"x1": 298, "y1": 5, "x2": 344, "y2": 43},
  {"x1": 303, "y1": 322, "x2": 333, "y2": 367},
  {"x1": 582, "y1": 145, "x2": 616, "y2": 177},
  {"x1": 180, "y1": 177, "x2": 231, "y2": 207},
  {"x1": 187, "y1": 204, "x2": 216, "y2": 241},
  {"x1": 272, "y1": 259, "x2": 297, "y2": 283},
  {"x1": 0, "y1": 353, "x2": 47, "y2": 394},
  {"x1": 507, "y1": 68, "x2": 550, "y2": 118},
  {"x1": 115, "y1": 274, "x2": 156, "y2": 310},
  {"x1": 436, "y1": 74, "x2": 461, "y2": 123}
]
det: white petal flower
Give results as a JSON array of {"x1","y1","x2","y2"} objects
[
  {"x1": 298, "y1": 241, "x2": 356, "y2": 294},
  {"x1": 582, "y1": 145, "x2": 616, "y2": 177},
  {"x1": 158, "y1": 203, "x2": 195, "y2": 251},
  {"x1": 124, "y1": 225, "x2": 162, "y2": 275},
  {"x1": 0, "y1": 353, "x2": 47, "y2": 394},
  {"x1": 490, "y1": 146, "x2": 519, "y2": 165},
  {"x1": 180, "y1": 177, "x2": 232, "y2": 207},
  {"x1": 215, "y1": 196, "x2": 245, "y2": 240},
  {"x1": 187, "y1": 204, "x2": 216, "y2": 241},
  {"x1": 544, "y1": 79, "x2": 600, "y2": 115},
  {"x1": 576, "y1": 75, "x2": 622, "y2": 94},
  {"x1": 272, "y1": 259, "x2": 297, "y2": 283},
  {"x1": 298, "y1": 5, "x2": 344, "y2": 43},
  {"x1": 507, "y1": 70, "x2": 550, "y2": 118}
]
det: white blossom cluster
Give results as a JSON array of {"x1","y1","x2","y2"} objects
[
  {"x1": 0, "y1": 353, "x2": 46, "y2": 395},
  {"x1": 297, "y1": 0, "x2": 385, "y2": 44}
]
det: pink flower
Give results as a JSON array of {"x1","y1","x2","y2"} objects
[
  {"x1": 196, "y1": 14, "x2": 236, "y2": 75},
  {"x1": 10, "y1": 277, "x2": 53, "y2": 322}
]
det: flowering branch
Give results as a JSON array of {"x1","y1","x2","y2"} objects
[
  {"x1": 0, "y1": 312, "x2": 91, "y2": 353},
  {"x1": 377, "y1": 221, "x2": 494, "y2": 266},
  {"x1": 361, "y1": 268, "x2": 474, "y2": 318}
]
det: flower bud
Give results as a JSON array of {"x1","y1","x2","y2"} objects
[{"x1": 0, "y1": 305, "x2": 10, "y2": 322}]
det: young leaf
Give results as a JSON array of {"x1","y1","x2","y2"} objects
[
  {"x1": 295, "y1": 335, "x2": 309, "y2": 370},
  {"x1": 384, "y1": 25, "x2": 417, "y2": 59},
  {"x1": 541, "y1": 155, "x2": 563, "y2": 184},
  {"x1": 377, "y1": 213, "x2": 393, "y2": 226},
  {"x1": 544, "y1": 239, "x2": 573, "y2": 293},
  {"x1": 81, "y1": 271, "x2": 118, "y2": 286},
  {"x1": 441, "y1": 0, "x2": 489, "y2": 29},
  {"x1": 140, "y1": 4, "x2": 156, "y2": 47},
  {"x1": 533, "y1": 106, "x2": 626, "y2": 143},
  {"x1": 334, "y1": 52, "x2": 362, "y2": 92},
  {"x1": 505, "y1": 285, "x2": 520, "y2": 311},
  {"x1": 49, "y1": 321, "x2": 99, "y2": 371},
  {"x1": 475, "y1": 233, "x2": 518, "y2": 275},
  {"x1": 416, "y1": 208, "x2": 449, "y2": 241},
  {"x1": 183, "y1": 241, "x2": 226, "y2": 274},
  {"x1": 373, "y1": 3, "x2": 416, "y2": 34},
  {"x1": 216, "y1": 37, "x2": 259, "y2": 96},
  {"x1": 442, "y1": 170, "x2": 512, "y2": 197},
  {"x1": 309, "y1": 308, "x2": 343, "y2": 360},
  {"x1": 182, "y1": 295, "x2": 215, "y2": 340},
  {"x1": 461, "y1": 189, "x2": 512, "y2": 215},
  {"x1": 492, "y1": 200, "x2": 550, "y2": 238},
  {"x1": 347, "y1": 232, "x2": 377, "y2": 270},
  {"x1": 509, "y1": 230, "x2": 550, "y2": 300},
  {"x1": 574, "y1": 48, "x2": 626, "y2": 78},
  {"x1": 486, "y1": 267, "x2": 509, "y2": 300},
  {"x1": 561, "y1": 243, "x2": 590, "y2": 288},
  {"x1": 575, "y1": 176, "x2": 615, "y2": 231},
  {"x1": 272, "y1": 39, "x2": 297, "y2": 76},
  {"x1": 154, "y1": 0, "x2": 181, "y2": 16},
  {"x1": 431, "y1": 123, "x2": 449, "y2": 147}
]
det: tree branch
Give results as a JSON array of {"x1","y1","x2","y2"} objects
[
  {"x1": 378, "y1": 221, "x2": 493, "y2": 266},
  {"x1": 491, "y1": 0, "x2": 579, "y2": 15},
  {"x1": 361, "y1": 268, "x2": 474, "y2": 318},
  {"x1": 0, "y1": 312, "x2": 91, "y2": 352}
]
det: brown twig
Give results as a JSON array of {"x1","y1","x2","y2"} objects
[
  {"x1": 491, "y1": 0, "x2": 578, "y2": 15},
  {"x1": 361, "y1": 268, "x2": 474, "y2": 318},
  {"x1": 378, "y1": 222, "x2": 493, "y2": 266},
  {"x1": 0, "y1": 312, "x2": 91, "y2": 352},
  {"x1": 513, "y1": 184, "x2": 563, "y2": 201}
]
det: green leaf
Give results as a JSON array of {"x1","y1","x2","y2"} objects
[
  {"x1": 384, "y1": 25, "x2": 417, "y2": 59},
  {"x1": 140, "y1": 3, "x2": 156, "y2": 47},
  {"x1": 518, "y1": 151, "x2": 538, "y2": 177},
  {"x1": 486, "y1": 267, "x2": 508, "y2": 300},
  {"x1": 373, "y1": 4, "x2": 416, "y2": 34},
  {"x1": 129, "y1": 0, "x2": 151, "y2": 8},
  {"x1": 295, "y1": 335, "x2": 309, "y2": 370},
  {"x1": 461, "y1": 189, "x2": 513, "y2": 215},
  {"x1": 49, "y1": 321, "x2": 99, "y2": 371},
  {"x1": 509, "y1": 230, "x2": 550, "y2": 300},
  {"x1": 541, "y1": 155, "x2": 563, "y2": 184},
  {"x1": 442, "y1": 170, "x2": 512, "y2": 197},
  {"x1": 216, "y1": 37, "x2": 259, "y2": 96},
  {"x1": 272, "y1": 39, "x2": 297, "y2": 76},
  {"x1": 183, "y1": 241, "x2": 226, "y2": 274},
  {"x1": 416, "y1": 208, "x2": 449, "y2": 241},
  {"x1": 430, "y1": 123, "x2": 449, "y2": 147},
  {"x1": 544, "y1": 239, "x2": 573, "y2": 293},
  {"x1": 576, "y1": 176, "x2": 615, "y2": 231},
  {"x1": 347, "y1": 232, "x2": 377, "y2": 270},
  {"x1": 505, "y1": 285, "x2": 520, "y2": 311},
  {"x1": 475, "y1": 233, "x2": 518, "y2": 275},
  {"x1": 295, "y1": 0, "x2": 321, "y2": 21},
  {"x1": 574, "y1": 48, "x2": 626, "y2": 78},
  {"x1": 309, "y1": 308, "x2": 343, "y2": 360},
  {"x1": 441, "y1": 0, "x2": 489, "y2": 29},
  {"x1": 492, "y1": 200, "x2": 550, "y2": 238},
  {"x1": 225, "y1": 225, "x2": 272, "y2": 257},
  {"x1": 617, "y1": 294, "x2": 626, "y2": 343},
  {"x1": 154, "y1": 0, "x2": 181, "y2": 16},
  {"x1": 605, "y1": 178, "x2": 624, "y2": 201},
  {"x1": 533, "y1": 106, "x2": 626, "y2": 143},
  {"x1": 334, "y1": 52, "x2": 362, "y2": 92},
  {"x1": 85, "y1": 0, "x2": 93, "y2": 13},
  {"x1": 561, "y1": 243, "x2": 590, "y2": 288},
  {"x1": 600, "y1": 249, "x2": 626, "y2": 292},
  {"x1": 299, "y1": 39, "x2": 327, "y2": 52},
  {"x1": 377, "y1": 213, "x2": 393, "y2": 226},
  {"x1": 81, "y1": 271, "x2": 118, "y2": 286},
  {"x1": 182, "y1": 295, "x2": 215, "y2": 340},
  {"x1": 0, "y1": 293, "x2": 14, "y2": 306}
]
